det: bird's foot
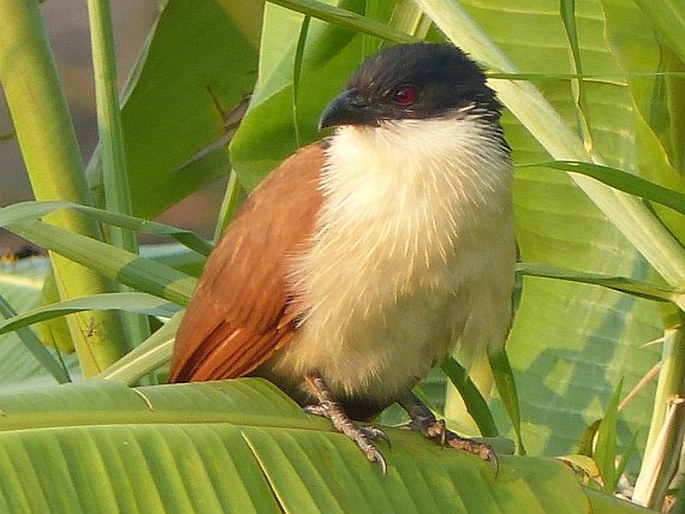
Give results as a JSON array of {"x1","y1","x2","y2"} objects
[
  {"x1": 398, "y1": 391, "x2": 498, "y2": 474},
  {"x1": 304, "y1": 372, "x2": 389, "y2": 474},
  {"x1": 418, "y1": 418, "x2": 498, "y2": 472}
]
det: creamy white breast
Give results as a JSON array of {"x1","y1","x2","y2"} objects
[{"x1": 269, "y1": 111, "x2": 516, "y2": 402}]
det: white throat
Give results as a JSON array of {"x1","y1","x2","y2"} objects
[{"x1": 323, "y1": 114, "x2": 512, "y2": 226}]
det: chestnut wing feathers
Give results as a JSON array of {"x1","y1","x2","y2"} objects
[{"x1": 168, "y1": 143, "x2": 325, "y2": 382}]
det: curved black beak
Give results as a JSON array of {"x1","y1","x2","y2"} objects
[{"x1": 318, "y1": 89, "x2": 372, "y2": 130}]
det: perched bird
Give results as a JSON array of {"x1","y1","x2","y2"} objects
[{"x1": 169, "y1": 42, "x2": 516, "y2": 472}]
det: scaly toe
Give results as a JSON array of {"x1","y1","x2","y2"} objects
[
  {"x1": 446, "y1": 435, "x2": 498, "y2": 474},
  {"x1": 303, "y1": 403, "x2": 327, "y2": 417}
]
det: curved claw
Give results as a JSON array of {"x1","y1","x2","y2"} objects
[
  {"x1": 365, "y1": 446, "x2": 388, "y2": 475},
  {"x1": 359, "y1": 426, "x2": 391, "y2": 450},
  {"x1": 353, "y1": 428, "x2": 389, "y2": 474},
  {"x1": 486, "y1": 448, "x2": 499, "y2": 476}
]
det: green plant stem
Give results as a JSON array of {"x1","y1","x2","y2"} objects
[
  {"x1": 88, "y1": 0, "x2": 134, "y2": 243},
  {"x1": 633, "y1": 320, "x2": 685, "y2": 508},
  {"x1": 87, "y1": 0, "x2": 151, "y2": 354},
  {"x1": 0, "y1": 0, "x2": 128, "y2": 376}
]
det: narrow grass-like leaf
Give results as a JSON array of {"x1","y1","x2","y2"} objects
[
  {"x1": 615, "y1": 430, "x2": 639, "y2": 489},
  {"x1": 0, "y1": 294, "x2": 70, "y2": 384},
  {"x1": 519, "y1": 161, "x2": 685, "y2": 215},
  {"x1": 441, "y1": 356, "x2": 498, "y2": 437},
  {"x1": 213, "y1": 171, "x2": 246, "y2": 242},
  {"x1": 270, "y1": 0, "x2": 416, "y2": 44},
  {"x1": 517, "y1": 263, "x2": 683, "y2": 310},
  {"x1": 138, "y1": 243, "x2": 205, "y2": 277},
  {"x1": 489, "y1": 348, "x2": 526, "y2": 455},
  {"x1": 486, "y1": 71, "x2": 685, "y2": 81},
  {"x1": 559, "y1": 0, "x2": 593, "y2": 152},
  {"x1": 6, "y1": 220, "x2": 196, "y2": 306},
  {"x1": 0, "y1": 293, "x2": 180, "y2": 337},
  {"x1": 594, "y1": 378, "x2": 623, "y2": 493},
  {"x1": 291, "y1": 15, "x2": 310, "y2": 147},
  {"x1": 0, "y1": 201, "x2": 212, "y2": 257},
  {"x1": 34, "y1": 265, "x2": 75, "y2": 353}
]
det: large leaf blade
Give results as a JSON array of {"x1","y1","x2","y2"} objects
[
  {"x1": 0, "y1": 379, "x2": 649, "y2": 513},
  {"x1": 90, "y1": 0, "x2": 261, "y2": 218}
]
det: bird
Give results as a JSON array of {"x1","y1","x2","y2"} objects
[{"x1": 169, "y1": 42, "x2": 516, "y2": 473}]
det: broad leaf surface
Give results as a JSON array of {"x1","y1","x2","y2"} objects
[
  {"x1": 92, "y1": 0, "x2": 260, "y2": 218},
  {"x1": 0, "y1": 379, "x2": 649, "y2": 513}
]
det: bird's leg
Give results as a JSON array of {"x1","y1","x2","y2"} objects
[
  {"x1": 304, "y1": 371, "x2": 388, "y2": 473},
  {"x1": 397, "y1": 391, "x2": 498, "y2": 473}
]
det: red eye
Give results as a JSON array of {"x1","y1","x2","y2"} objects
[{"x1": 391, "y1": 85, "x2": 416, "y2": 106}]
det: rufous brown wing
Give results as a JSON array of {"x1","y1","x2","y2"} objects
[{"x1": 168, "y1": 142, "x2": 325, "y2": 382}]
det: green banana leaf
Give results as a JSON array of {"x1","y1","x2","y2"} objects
[{"x1": 0, "y1": 379, "x2": 650, "y2": 514}]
